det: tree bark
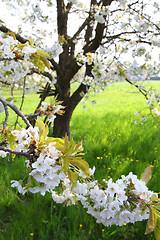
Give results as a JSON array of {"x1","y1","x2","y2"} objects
[{"x1": 53, "y1": 0, "x2": 108, "y2": 138}]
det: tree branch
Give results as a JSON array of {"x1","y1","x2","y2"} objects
[
  {"x1": 0, "y1": 96, "x2": 31, "y2": 128},
  {"x1": 125, "y1": 78, "x2": 148, "y2": 100},
  {"x1": 49, "y1": 58, "x2": 60, "y2": 73},
  {"x1": 71, "y1": 17, "x2": 91, "y2": 42},
  {"x1": 83, "y1": 0, "x2": 113, "y2": 54},
  {"x1": 1, "y1": 100, "x2": 9, "y2": 129},
  {"x1": 14, "y1": 77, "x2": 26, "y2": 129},
  {"x1": 0, "y1": 146, "x2": 32, "y2": 158},
  {"x1": 0, "y1": 24, "x2": 28, "y2": 43},
  {"x1": 28, "y1": 68, "x2": 54, "y2": 82}
]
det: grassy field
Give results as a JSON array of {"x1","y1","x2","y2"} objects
[{"x1": 0, "y1": 81, "x2": 160, "y2": 239}]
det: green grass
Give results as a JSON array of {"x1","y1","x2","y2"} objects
[{"x1": 0, "y1": 81, "x2": 160, "y2": 239}]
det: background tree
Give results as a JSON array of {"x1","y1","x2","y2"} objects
[{"x1": 0, "y1": 0, "x2": 160, "y2": 137}]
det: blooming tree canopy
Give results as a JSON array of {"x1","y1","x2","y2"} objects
[{"x1": 0, "y1": 0, "x2": 160, "y2": 137}]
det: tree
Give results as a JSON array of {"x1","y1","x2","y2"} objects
[
  {"x1": 1, "y1": 2, "x2": 160, "y2": 238},
  {"x1": 0, "y1": 0, "x2": 160, "y2": 138}
]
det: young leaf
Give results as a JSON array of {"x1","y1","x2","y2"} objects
[
  {"x1": 68, "y1": 169, "x2": 77, "y2": 189},
  {"x1": 31, "y1": 57, "x2": 46, "y2": 72},
  {"x1": 29, "y1": 37, "x2": 34, "y2": 47},
  {"x1": 40, "y1": 56, "x2": 50, "y2": 70},
  {"x1": 69, "y1": 159, "x2": 90, "y2": 178},
  {"x1": 7, "y1": 31, "x2": 16, "y2": 40},
  {"x1": 36, "y1": 49, "x2": 51, "y2": 58},
  {"x1": 17, "y1": 43, "x2": 28, "y2": 49},
  {"x1": 43, "y1": 124, "x2": 49, "y2": 140},
  {"x1": 36, "y1": 120, "x2": 48, "y2": 141},
  {"x1": 62, "y1": 156, "x2": 69, "y2": 174},
  {"x1": 6, "y1": 97, "x2": 14, "y2": 102},
  {"x1": 140, "y1": 165, "x2": 152, "y2": 184},
  {"x1": 154, "y1": 208, "x2": 160, "y2": 240},
  {"x1": 37, "y1": 120, "x2": 45, "y2": 138},
  {"x1": 154, "y1": 218, "x2": 160, "y2": 240},
  {"x1": 145, "y1": 207, "x2": 157, "y2": 234},
  {"x1": 45, "y1": 137, "x2": 64, "y2": 150},
  {"x1": 63, "y1": 134, "x2": 69, "y2": 154}
]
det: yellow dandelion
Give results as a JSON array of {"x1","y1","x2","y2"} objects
[
  {"x1": 103, "y1": 165, "x2": 106, "y2": 168},
  {"x1": 154, "y1": 160, "x2": 157, "y2": 162},
  {"x1": 136, "y1": 160, "x2": 139, "y2": 162},
  {"x1": 104, "y1": 149, "x2": 106, "y2": 151},
  {"x1": 150, "y1": 165, "x2": 154, "y2": 168},
  {"x1": 105, "y1": 155, "x2": 108, "y2": 158},
  {"x1": 97, "y1": 157, "x2": 100, "y2": 159},
  {"x1": 100, "y1": 157, "x2": 103, "y2": 159},
  {"x1": 123, "y1": 222, "x2": 127, "y2": 226},
  {"x1": 127, "y1": 157, "x2": 129, "y2": 160},
  {"x1": 119, "y1": 161, "x2": 122, "y2": 164},
  {"x1": 80, "y1": 224, "x2": 83, "y2": 228},
  {"x1": 109, "y1": 153, "x2": 111, "y2": 155},
  {"x1": 108, "y1": 167, "x2": 111, "y2": 170},
  {"x1": 30, "y1": 233, "x2": 34, "y2": 236},
  {"x1": 131, "y1": 159, "x2": 134, "y2": 162},
  {"x1": 118, "y1": 134, "x2": 121, "y2": 136},
  {"x1": 101, "y1": 132, "x2": 104, "y2": 134},
  {"x1": 108, "y1": 176, "x2": 111, "y2": 178},
  {"x1": 102, "y1": 229, "x2": 105, "y2": 232},
  {"x1": 155, "y1": 147, "x2": 158, "y2": 150}
]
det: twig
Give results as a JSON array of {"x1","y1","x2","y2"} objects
[
  {"x1": 14, "y1": 76, "x2": 26, "y2": 129},
  {"x1": 125, "y1": 78, "x2": 149, "y2": 100},
  {"x1": 0, "y1": 24, "x2": 28, "y2": 44},
  {"x1": 1, "y1": 185, "x2": 26, "y2": 203},
  {"x1": 5, "y1": 191, "x2": 26, "y2": 203},
  {"x1": 1, "y1": 101, "x2": 9, "y2": 129},
  {"x1": 0, "y1": 96, "x2": 31, "y2": 128}
]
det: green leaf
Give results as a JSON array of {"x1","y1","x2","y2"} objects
[
  {"x1": 154, "y1": 209, "x2": 160, "y2": 240},
  {"x1": 151, "y1": 194, "x2": 160, "y2": 202},
  {"x1": 36, "y1": 49, "x2": 51, "y2": 58},
  {"x1": 17, "y1": 43, "x2": 28, "y2": 49},
  {"x1": 7, "y1": 131, "x2": 17, "y2": 150},
  {"x1": 32, "y1": 57, "x2": 46, "y2": 72},
  {"x1": 0, "y1": 19, "x2": 4, "y2": 24},
  {"x1": 140, "y1": 165, "x2": 152, "y2": 184},
  {"x1": 68, "y1": 169, "x2": 77, "y2": 189},
  {"x1": 154, "y1": 206, "x2": 160, "y2": 212},
  {"x1": 63, "y1": 134, "x2": 69, "y2": 154},
  {"x1": 69, "y1": 159, "x2": 90, "y2": 178},
  {"x1": 145, "y1": 207, "x2": 157, "y2": 234},
  {"x1": 45, "y1": 137, "x2": 64, "y2": 150},
  {"x1": 43, "y1": 124, "x2": 49, "y2": 140},
  {"x1": 37, "y1": 120, "x2": 45, "y2": 138},
  {"x1": 62, "y1": 157, "x2": 69, "y2": 174},
  {"x1": 6, "y1": 31, "x2": 16, "y2": 40},
  {"x1": 154, "y1": 220, "x2": 160, "y2": 240},
  {"x1": 29, "y1": 37, "x2": 34, "y2": 47},
  {"x1": 40, "y1": 56, "x2": 50, "y2": 69},
  {"x1": 6, "y1": 97, "x2": 14, "y2": 102},
  {"x1": 36, "y1": 120, "x2": 48, "y2": 141}
]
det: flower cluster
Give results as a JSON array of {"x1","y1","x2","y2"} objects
[
  {"x1": 0, "y1": 33, "x2": 51, "y2": 86},
  {"x1": 77, "y1": 172, "x2": 154, "y2": 227},
  {"x1": 0, "y1": 33, "x2": 34, "y2": 83},
  {"x1": 10, "y1": 124, "x2": 156, "y2": 227},
  {"x1": 36, "y1": 98, "x2": 65, "y2": 123}
]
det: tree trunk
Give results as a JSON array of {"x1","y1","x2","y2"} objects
[
  {"x1": 53, "y1": 106, "x2": 72, "y2": 138},
  {"x1": 53, "y1": 81, "x2": 90, "y2": 138}
]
